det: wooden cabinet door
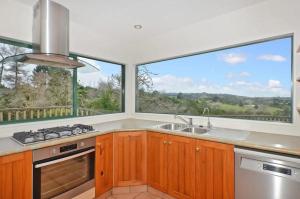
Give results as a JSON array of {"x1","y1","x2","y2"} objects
[
  {"x1": 113, "y1": 131, "x2": 147, "y2": 186},
  {"x1": 167, "y1": 135, "x2": 195, "y2": 199},
  {"x1": 195, "y1": 140, "x2": 234, "y2": 199},
  {"x1": 95, "y1": 134, "x2": 113, "y2": 197},
  {"x1": 147, "y1": 132, "x2": 168, "y2": 192},
  {"x1": 0, "y1": 151, "x2": 32, "y2": 199}
]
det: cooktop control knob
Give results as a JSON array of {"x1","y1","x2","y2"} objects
[
  {"x1": 80, "y1": 142, "x2": 85, "y2": 147},
  {"x1": 73, "y1": 127, "x2": 83, "y2": 135},
  {"x1": 51, "y1": 148, "x2": 57, "y2": 155}
]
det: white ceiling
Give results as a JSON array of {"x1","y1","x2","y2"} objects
[{"x1": 15, "y1": 0, "x2": 267, "y2": 44}]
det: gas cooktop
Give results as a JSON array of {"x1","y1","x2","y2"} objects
[{"x1": 12, "y1": 124, "x2": 94, "y2": 145}]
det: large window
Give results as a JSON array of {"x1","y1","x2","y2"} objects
[
  {"x1": 136, "y1": 36, "x2": 293, "y2": 123},
  {"x1": 0, "y1": 38, "x2": 124, "y2": 124},
  {"x1": 77, "y1": 56, "x2": 124, "y2": 115}
]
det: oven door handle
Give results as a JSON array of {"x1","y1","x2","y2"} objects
[{"x1": 35, "y1": 148, "x2": 95, "y2": 168}]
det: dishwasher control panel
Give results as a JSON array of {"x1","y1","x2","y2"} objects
[
  {"x1": 236, "y1": 147, "x2": 300, "y2": 183},
  {"x1": 240, "y1": 157, "x2": 300, "y2": 182},
  {"x1": 263, "y1": 163, "x2": 292, "y2": 175}
]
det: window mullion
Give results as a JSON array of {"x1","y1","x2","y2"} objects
[{"x1": 72, "y1": 67, "x2": 78, "y2": 117}]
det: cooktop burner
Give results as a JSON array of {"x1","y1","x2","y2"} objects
[{"x1": 12, "y1": 124, "x2": 94, "y2": 145}]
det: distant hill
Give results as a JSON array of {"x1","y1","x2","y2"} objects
[{"x1": 161, "y1": 92, "x2": 291, "y2": 106}]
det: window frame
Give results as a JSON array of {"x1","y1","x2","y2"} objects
[
  {"x1": 0, "y1": 37, "x2": 126, "y2": 125},
  {"x1": 135, "y1": 34, "x2": 294, "y2": 123}
]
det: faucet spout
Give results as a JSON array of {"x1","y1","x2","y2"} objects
[
  {"x1": 174, "y1": 115, "x2": 193, "y2": 126},
  {"x1": 202, "y1": 107, "x2": 212, "y2": 129}
]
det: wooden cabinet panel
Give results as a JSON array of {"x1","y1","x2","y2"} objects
[
  {"x1": 167, "y1": 135, "x2": 195, "y2": 199},
  {"x1": 95, "y1": 134, "x2": 113, "y2": 197},
  {"x1": 0, "y1": 151, "x2": 32, "y2": 199},
  {"x1": 195, "y1": 140, "x2": 234, "y2": 199},
  {"x1": 113, "y1": 131, "x2": 147, "y2": 186},
  {"x1": 147, "y1": 132, "x2": 168, "y2": 192}
]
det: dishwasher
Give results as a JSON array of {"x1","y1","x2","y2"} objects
[{"x1": 235, "y1": 147, "x2": 300, "y2": 199}]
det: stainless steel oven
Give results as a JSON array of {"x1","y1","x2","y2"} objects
[{"x1": 33, "y1": 138, "x2": 95, "y2": 199}]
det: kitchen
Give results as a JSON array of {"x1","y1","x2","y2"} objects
[{"x1": 0, "y1": 0, "x2": 300, "y2": 199}]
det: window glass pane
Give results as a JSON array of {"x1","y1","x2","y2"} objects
[
  {"x1": 0, "y1": 42, "x2": 73, "y2": 123},
  {"x1": 77, "y1": 57, "x2": 123, "y2": 115},
  {"x1": 136, "y1": 37, "x2": 292, "y2": 123}
]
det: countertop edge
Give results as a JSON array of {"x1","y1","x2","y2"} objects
[{"x1": 1, "y1": 125, "x2": 300, "y2": 157}]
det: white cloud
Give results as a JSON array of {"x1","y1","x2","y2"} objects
[
  {"x1": 258, "y1": 54, "x2": 286, "y2": 62},
  {"x1": 268, "y1": 80, "x2": 282, "y2": 89},
  {"x1": 152, "y1": 75, "x2": 194, "y2": 93},
  {"x1": 228, "y1": 80, "x2": 288, "y2": 97},
  {"x1": 151, "y1": 74, "x2": 290, "y2": 97},
  {"x1": 152, "y1": 75, "x2": 230, "y2": 94},
  {"x1": 221, "y1": 53, "x2": 246, "y2": 64},
  {"x1": 77, "y1": 71, "x2": 108, "y2": 88},
  {"x1": 240, "y1": 72, "x2": 251, "y2": 77},
  {"x1": 226, "y1": 72, "x2": 251, "y2": 79}
]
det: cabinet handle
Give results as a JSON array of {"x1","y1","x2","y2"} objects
[
  {"x1": 163, "y1": 141, "x2": 168, "y2": 144},
  {"x1": 168, "y1": 141, "x2": 172, "y2": 145},
  {"x1": 195, "y1": 147, "x2": 200, "y2": 152}
]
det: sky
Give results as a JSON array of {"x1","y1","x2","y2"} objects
[
  {"x1": 140, "y1": 37, "x2": 292, "y2": 97},
  {"x1": 77, "y1": 58, "x2": 121, "y2": 88}
]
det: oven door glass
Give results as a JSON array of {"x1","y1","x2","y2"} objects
[{"x1": 34, "y1": 150, "x2": 95, "y2": 199}]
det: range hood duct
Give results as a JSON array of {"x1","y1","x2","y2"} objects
[{"x1": 3, "y1": 0, "x2": 84, "y2": 68}]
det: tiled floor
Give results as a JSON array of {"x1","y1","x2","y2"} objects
[
  {"x1": 106, "y1": 192, "x2": 161, "y2": 199},
  {"x1": 94, "y1": 185, "x2": 175, "y2": 199}
]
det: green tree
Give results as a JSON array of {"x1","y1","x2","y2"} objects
[
  {"x1": 2, "y1": 45, "x2": 27, "y2": 90},
  {"x1": 47, "y1": 68, "x2": 72, "y2": 106}
]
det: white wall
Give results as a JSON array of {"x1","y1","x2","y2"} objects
[{"x1": 130, "y1": 0, "x2": 300, "y2": 136}]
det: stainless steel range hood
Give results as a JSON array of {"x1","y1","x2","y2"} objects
[{"x1": 4, "y1": 0, "x2": 84, "y2": 68}]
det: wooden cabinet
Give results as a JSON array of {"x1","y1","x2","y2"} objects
[
  {"x1": 113, "y1": 131, "x2": 147, "y2": 186},
  {"x1": 95, "y1": 134, "x2": 113, "y2": 197},
  {"x1": 195, "y1": 140, "x2": 234, "y2": 199},
  {"x1": 147, "y1": 133, "x2": 195, "y2": 199},
  {"x1": 147, "y1": 132, "x2": 168, "y2": 192},
  {"x1": 167, "y1": 135, "x2": 195, "y2": 199},
  {"x1": 0, "y1": 151, "x2": 32, "y2": 199}
]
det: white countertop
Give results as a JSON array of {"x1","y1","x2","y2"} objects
[{"x1": 0, "y1": 119, "x2": 300, "y2": 157}]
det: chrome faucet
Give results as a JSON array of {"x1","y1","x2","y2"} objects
[
  {"x1": 174, "y1": 115, "x2": 193, "y2": 126},
  {"x1": 202, "y1": 107, "x2": 212, "y2": 129}
]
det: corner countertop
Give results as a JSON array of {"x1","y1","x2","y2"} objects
[{"x1": 0, "y1": 119, "x2": 300, "y2": 157}]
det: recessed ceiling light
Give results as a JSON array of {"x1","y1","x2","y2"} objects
[{"x1": 134, "y1": 25, "x2": 142, "y2": 29}]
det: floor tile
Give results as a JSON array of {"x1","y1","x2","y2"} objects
[
  {"x1": 96, "y1": 186, "x2": 168, "y2": 199},
  {"x1": 130, "y1": 185, "x2": 148, "y2": 193},
  {"x1": 112, "y1": 187, "x2": 130, "y2": 194},
  {"x1": 112, "y1": 192, "x2": 140, "y2": 199},
  {"x1": 135, "y1": 192, "x2": 161, "y2": 199}
]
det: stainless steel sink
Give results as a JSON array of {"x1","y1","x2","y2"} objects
[
  {"x1": 157, "y1": 123, "x2": 209, "y2": 134},
  {"x1": 158, "y1": 123, "x2": 188, "y2": 131},
  {"x1": 181, "y1": 127, "x2": 208, "y2": 134},
  {"x1": 155, "y1": 123, "x2": 249, "y2": 141}
]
